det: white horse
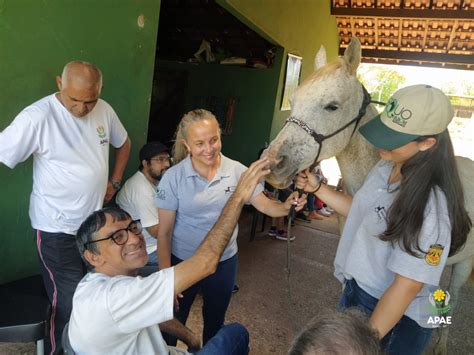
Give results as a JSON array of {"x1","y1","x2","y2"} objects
[{"x1": 263, "y1": 37, "x2": 473, "y2": 355}]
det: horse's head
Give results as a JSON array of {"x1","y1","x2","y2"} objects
[{"x1": 263, "y1": 37, "x2": 367, "y2": 188}]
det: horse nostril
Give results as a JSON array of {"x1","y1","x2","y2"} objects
[{"x1": 276, "y1": 155, "x2": 287, "y2": 170}]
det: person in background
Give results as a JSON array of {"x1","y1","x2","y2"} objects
[
  {"x1": 265, "y1": 185, "x2": 296, "y2": 241},
  {"x1": 117, "y1": 141, "x2": 170, "y2": 269},
  {"x1": 0, "y1": 61, "x2": 130, "y2": 354},
  {"x1": 257, "y1": 145, "x2": 296, "y2": 241},
  {"x1": 312, "y1": 164, "x2": 333, "y2": 217}
]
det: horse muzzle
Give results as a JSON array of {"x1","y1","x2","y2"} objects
[{"x1": 261, "y1": 148, "x2": 298, "y2": 188}]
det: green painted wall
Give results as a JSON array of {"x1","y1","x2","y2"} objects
[
  {"x1": 218, "y1": 0, "x2": 340, "y2": 139},
  {"x1": 156, "y1": 48, "x2": 283, "y2": 165},
  {"x1": 0, "y1": 0, "x2": 160, "y2": 283},
  {"x1": 0, "y1": 0, "x2": 339, "y2": 283}
]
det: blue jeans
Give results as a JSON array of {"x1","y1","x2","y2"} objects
[
  {"x1": 339, "y1": 279, "x2": 432, "y2": 355},
  {"x1": 165, "y1": 253, "x2": 238, "y2": 345},
  {"x1": 306, "y1": 193, "x2": 316, "y2": 212},
  {"x1": 195, "y1": 323, "x2": 249, "y2": 355},
  {"x1": 147, "y1": 250, "x2": 158, "y2": 265}
]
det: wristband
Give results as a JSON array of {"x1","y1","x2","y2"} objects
[{"x1": 309, "y1": 182, "x2": 322, "y2": 194}]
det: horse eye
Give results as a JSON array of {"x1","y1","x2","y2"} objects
[{"x1": 324, "y1": 104, "x2": 339, "y2": 112}]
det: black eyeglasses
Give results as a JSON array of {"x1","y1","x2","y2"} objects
[
  {"x1": 150, "y1": 156, "x2": 171, "y2": 163},
  {"x1": 84, "y1": 220, "x2": 143, "y2": 247}
]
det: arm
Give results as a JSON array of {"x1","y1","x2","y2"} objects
[
  {"x1": 251, "y1": 191, "x2": 306, "y2": 217},
  {"x1": 104, "y1": 136, "x2": 131, "y2": 203},
  {"x1": 145, "y1": 224, "x2": 159, "y2": 239},
  {"x1": 296, "y1": 169, "x2": 353, "y2": 217},
  {"x1": 369, "y1": 273, "x2": 424, "y2": 338},
  {"x1": 173, "y1": 158, "x2": 271, "y2": 295},
  {"x1": 159, "y1": 319, "x2": 200, "y2": 350},
  {"x1": 157, "y1": 209, "x2": 176, "y2": 269}
]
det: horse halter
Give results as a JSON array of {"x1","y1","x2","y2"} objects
[{"x1": 284, "y1": 84, "x2": 372, "y2": 166}]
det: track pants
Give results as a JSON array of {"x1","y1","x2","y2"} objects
[{"x1": 36, "y1": 230, "x2": 86, "y2": 355}]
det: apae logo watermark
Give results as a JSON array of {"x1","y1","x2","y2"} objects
[{"x1": 427, "y1": 289, "x2": 452, "y2": 327}]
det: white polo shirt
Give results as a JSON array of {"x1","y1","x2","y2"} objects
[
  {"x1": 0, "y1": 94, "x2": 128, "y2": 234},
  {"x1": 156, "y1": 154, "x2": 263, "y2": 261},
  {"x1": 116, "y1": 171, "x2": 158, "y2": 255}
]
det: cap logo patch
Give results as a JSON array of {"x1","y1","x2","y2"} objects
[{"x1": 385, "y1": 98, "x2": 412, "y2": 128}]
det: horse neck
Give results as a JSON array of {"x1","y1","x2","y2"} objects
[{"x1": 336, "y1": 105, "x2": 380, "y2": 196}]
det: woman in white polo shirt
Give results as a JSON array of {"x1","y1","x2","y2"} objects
[
  {"x1": 296, "y1": 85, "x2": 471, "y2": 354},
  {"x1": 156, "y1": 109, "x2": 305, "y2": 346}
]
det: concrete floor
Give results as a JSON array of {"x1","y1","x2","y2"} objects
[{"x1": 1, "y1": 209, "x2": 473, "y2": 354}]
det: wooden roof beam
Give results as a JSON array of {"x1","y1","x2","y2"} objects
[
  {"x1": 338, "y1": 47, "x2": 474, "y2": 64},
  {"x1": 331, "y1": 7, "x2": 474, "y2": 19},
  {"x1": 362, "y1": 57, "x2": 472, "y2": 69}
]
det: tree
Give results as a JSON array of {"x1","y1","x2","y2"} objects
[{"x1": 358, "y1": 65, "x2": 407, "y2": 104}]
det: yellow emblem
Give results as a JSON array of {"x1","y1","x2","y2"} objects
[{"x1": 425, "y1": 244, "x2": 444, "y2": 266}]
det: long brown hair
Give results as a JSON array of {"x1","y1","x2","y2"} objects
[
  {"x1": 172, "y1": 109, "x2": 221, "y2": 164},
  {"x1": 380, "y1": 131, "x2": 471, "y2": 257}
]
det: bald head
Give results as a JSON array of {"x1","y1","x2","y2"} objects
[
  {"x1": 61, "y1": 61, "x2": 102, "y2": 92},
  {"x1": 56, "y1": 61, "x2": 103, "y2": 118}
]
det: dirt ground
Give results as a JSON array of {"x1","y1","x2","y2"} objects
[
  {"x1": 1, "y1": 209, "x2": 473, "y2": 354},
  {"x1": 182, "y1": 210, "x2": 474, "y2": 354}
]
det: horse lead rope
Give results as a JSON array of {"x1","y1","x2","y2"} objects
[
  {"x1": 285, "y1": 200, "x2": 298, "y2": 333},
  {"x1": 282, "y1": 84, "x2": 376, "y2": 333}
]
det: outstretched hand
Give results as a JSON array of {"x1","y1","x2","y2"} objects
[
  {"x1": 235, "y1": 158, "x2": 271, "y2": 202},
  {"x1": 295, "y1": 169, "x2": 320, "y2": 193}
]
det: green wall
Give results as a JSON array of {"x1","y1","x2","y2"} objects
[
  {"x1": 0, "y1": 0, "x2": 160, "y2": 283},
  {"x1": 218, "y1": 0, "x2": 340, "y2": 139},
  {"x1": 0, "y1": 0, "x2": 339, "y2": 283},
  {"x1": 156, "y1": 48, "x2": 283, "y2": 165}
]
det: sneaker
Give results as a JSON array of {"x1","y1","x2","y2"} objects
[
  {"x1": 295, "y1": 212, "x2": 311, "y2": 223},
  {"x1": 275, "y1": 230, "x2": 295, "y2": 241},
  {"x1": 325, "y1": 206, "x2": 334, "y2": 213},
  {"x1": 268, "y1": 226, "x2": 278, "y2": 237},
  {"x1": 308, "y1": 211, "x2": 324, "y2": 220},
  {"x1": 318, "y1": 207, "x2": 332, "y2": 217},
  {"x1": 232, "y1": 284, "x2": 240, "y2": 294}
]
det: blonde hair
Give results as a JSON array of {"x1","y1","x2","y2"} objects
[{"x1": 172, "y1": 109, "x2": 221, "y2": 164}]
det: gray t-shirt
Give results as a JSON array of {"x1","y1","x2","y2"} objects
[
  {"x1": 156, "y1": 154, "x2": 263, "y2": 261},
  {"x1": 334, "y1": 160, "x2": 451, "y2": 327}
]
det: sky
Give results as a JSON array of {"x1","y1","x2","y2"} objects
[{"x1": 359, "y1": 63, "x2": 474, "y2": 96}]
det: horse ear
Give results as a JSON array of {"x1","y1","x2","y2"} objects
[
  {"x1": 314, "y1": 45, "x2": 327, "y2": 70},
  {"x1": 343, "y1": 37, "x2": 361, "y2": 75}
]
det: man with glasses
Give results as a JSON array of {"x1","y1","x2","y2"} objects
[
  {"x1": 117, "y1": 142, "x2": 171, "y2": 267},
  {"x1": 70, "y1": 158, "x2": 272, "y2": 354}
]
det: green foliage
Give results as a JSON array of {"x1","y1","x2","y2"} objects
[
  {"x1": 358, "y1": 65, "x2": 407, "y2": 104},
  {"x1": 442, "y1": 79, "x2": 474, "y2": 97}
]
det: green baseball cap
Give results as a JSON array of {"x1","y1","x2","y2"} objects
[{"x1": 359, "y1": 84, "x2": 454, "y2": 150}]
